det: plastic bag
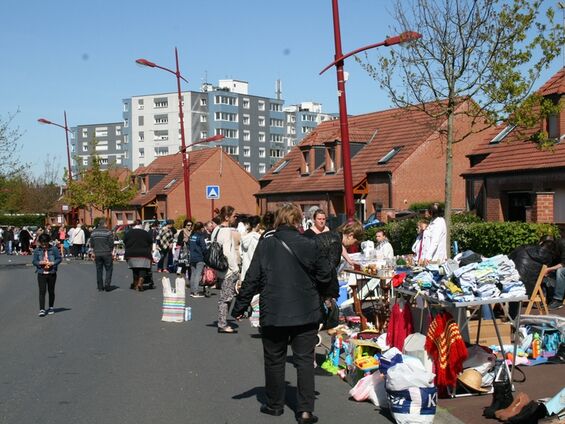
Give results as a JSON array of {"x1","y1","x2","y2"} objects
[
  {"x1": 349, "y1": 372, "x2": 387, "y2": 408},
  {"x1": 152, "y1": 249, "x2": 161, "y2": 264}
]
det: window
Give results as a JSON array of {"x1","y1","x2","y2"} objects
[
  {"x1": 243, "y1": 114, "x2": 250, "y2": 125},
  {"x1": 270, "y1": 134, "x2": 283, "y2": 143},
  {"x1": 258, "y1": 100, "x2": 265, "y2": 111},
  {"x1": 258, "y1": 116, "x2": 265, "y2": 127},
  {"x1": 243, "y1": 162, "x2": 251, "y2": 172},
  {"x1": 302, "y1": 127, "x2": 311, "y2": 134},
  {"x1": 287, "y1": 125, "x2": 296, "y2": 135},
  {"x1": 137, "y1": 99, "x2": 144, "y2": 110},
  {"x1": 82, "y1": 143, "x2": 88, "y2": 152},
  {"x1": 99, "y1": 158, "x2": 109, "y2": 165},
  {"x1": 258, "y1": 132, "x2": 265, "y2": 142},
  {"x1": 200, "y1": 131, "x2": 208, "y2": 139},
  {"x1": 123, "y1": 134, "x2": 129, "y2": 144},
  {"x1": 222, "y1": 145, "x2": 239, "y2": 155},
  {"x1": 259, "y1": 147, "x2": 266, "y2": 158},
  {"x1": 270, "y1": 118, "x2": 283, "y2": 128},
  {"x1": 154, "y1": 130, "x2": 168, "y2": 141},
  {"x1": 214, "y1": 111, "x2": 238, "y2": 122},
  {"x1": 82, "y1": 128, "x2": 88, "y2": 138},
  {"x1": 287, "y1": 115, "x2": 296, "y2": 123},
  {"x1": 154, "y1": 115, "x2": 168, "y2": 125},
  {"x1": 490, "y1": 125, "x2": 516, "y2": 144},
  {"x1": 270, "y1": 149, "x2": 284, "y2": 158},
  {"x1": 115, "y1": 126, "x2": 122, "y2": 136},
  {"x1": 123, "y1": 102, "x2": 129, "y2": 112},
  {"x1": 214, "y1": 95, "x2": 237, "y2": 106},
  {"x1": 138, "y1": 131, "x2": 144, "y2": 142},
  {"x1": 154, "y1": 98, "x2": 168, "y2": 108},
  {"x1": 270, "y1": 103, "x2": 282, "y2": 112},
  {"x1": 116, "y1": 143, "x2": 122, "y2": 151},
  {"x1": 302, "y1": 150, "x2": 310, "y2": 174},
  {"x1": 124, "y1": 118, "x2": 129, "y2": 128},
  {"x1": 258, "y1": 163, "x2": 266, "y2": 174},
  {"x1": 154, "y1": 147, "x2": 169, "y2": 156},
  {"x1": 95, "y1": 127, "x2": 108, "y2": 137},
  {"x1": 116, "y1": 157, "x2": 122, "y2": 164},
  {"x1": 378, "y1": 146, "x2": 402, "y2": 164},
  {"x1": 243, "y1": 98, "x2": 250, "y2": 109},
  {"x1": 273, "y1": 160, "x2": 289, "y2": 174},
  {"x1": 215, "y1": 128, "x2": 238, "y2": 139},
  {"x1": 200, "y1": 98, "x2": 207, "y2": 107},
  {"x1": 95, "y1": 142, "x2": 108, "y2": 151},
  {"x1": 243, "y1": 130, "x2": 250, "y2": 141},
  {"x1": 139, "y1": 148, "x2": 144, "y2": 158},
  {"x1": 200, "y1": 115, "x2": 207, "y2": 123},
  {"x1": 138, "y1": 116, "x2": 144, "y2": 126},
  {"x1": 243, "y1": 146, "x2": 250, "y2": 157},
  {"x1": 82, "y1": 157, "x2": 88, "y2": 166},
  {"x1": 163, "y1": 179, "x2": 177, "y2": 190},
  {"x1": 301, "y1": 114, "x2": 315, "y2": 121},
  {"x1": 547, "y1": 114, "x2": 559, "y2": 139}
]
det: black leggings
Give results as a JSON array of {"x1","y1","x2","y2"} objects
[{"x1": 38, "y1": 273, "x2": 57, "y2": 310}]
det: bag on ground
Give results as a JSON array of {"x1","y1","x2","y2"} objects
[{"x1": 161, "y1": 276, "x2": 186, "y2": 323}]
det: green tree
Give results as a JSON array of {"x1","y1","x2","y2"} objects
[
  {"x1": 65, "y1": 154, "x2": 137, "y2": 225},
  {"x1": 358, "y1": 0, "x2": 564, "y2": 254}
]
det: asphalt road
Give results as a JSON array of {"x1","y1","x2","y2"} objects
[{"x1": 0, "y1": 258, "x2": 391, "y2": 424}]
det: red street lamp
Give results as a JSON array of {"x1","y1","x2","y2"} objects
[
  {"x1": 179, "y1": 134, "x2": 225, "y2": 153},
  {"x1": 320, "y1": 0, "x2": 422, "y2": 220},
  {"x1": 38, "y1": 112, "x2": 77, "y2": 224},
  {"x1": 136, "y1": 48, "x2": 194, "y2": 217}
]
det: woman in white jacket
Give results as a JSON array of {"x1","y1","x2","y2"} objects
[
  {"x1": 240, "y1": 216, "x2": 262, "y2": 281},
  {"x1": 422, "y1": 204, "x2": 447, "y2": 263}
]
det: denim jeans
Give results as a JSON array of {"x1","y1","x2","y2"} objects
[
  {"x1": 190, "y1": 262, "x2": 205, "y2": 295},
  {"x1": 554, "y1": 267, "x2": 565, "y2": 301},
  {"x1": 95, "y1": 254, "x2": 113, "y2": 289}
]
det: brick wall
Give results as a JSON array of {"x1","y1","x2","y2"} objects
[{"x1": 534, "y1": 192, "x2": 554, "y2": 223}]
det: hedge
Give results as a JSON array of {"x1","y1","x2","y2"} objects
[
  {"x1": 366, "y1": 219, "x2": 560, "y2": 258},
  {"x1": 0, "y1": 214, "x2": 46, "y2": 227}
]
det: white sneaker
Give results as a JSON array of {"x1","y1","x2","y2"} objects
[
  {"x1": 190, "y1": 293, "x2": 205, "y2": 298},
  {"x1": 38, "y1": 310, "x2": 46, "y2": 317},
  {"x1": 48, "y1": 308, "x2": 55, "y2": 315}
]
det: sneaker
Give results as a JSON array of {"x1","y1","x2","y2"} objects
[
  {"x1": 190, "y1": 293, "x2": 205, "y2": 298},
  {"x1": 38, "y1": 310, "x2": 46, "y2": 317},
  {"x1": 48, "y1": 308, "x2": 55, "y2": 315},
  {"x1": 548, "y1": 300, "x2": 564, "y2": 310}
]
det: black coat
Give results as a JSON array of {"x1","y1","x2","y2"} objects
[
  {"x1": 123, "y1": 228, "x2": 153, "y2": 260},
  {"x1": 232, "y1": 225, "x2": 332, "y2": 327},
  {"x1": 509, "y1": 243, "x2": 557, "y2": 295},
  {"x1": 315, "y1": 231, "x2": 342, "y2": 299}
]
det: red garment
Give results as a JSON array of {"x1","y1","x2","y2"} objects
[
  {"x1": 386, "y1": 303, "x2": 414, "y2": 350},
  {"x1": 425, "y1": 312, "x2": 468, "y2": 389}
]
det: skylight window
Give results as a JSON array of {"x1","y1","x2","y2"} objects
[
  {"x1": 378, "y1": 146, "x2": 402, "y2": 164},
  {"x1": 272, "y1": 160, "x2": 289, "y2": 174},
  {"x1": 163, "y1": 179, "x2": 177, "y2": 189},
  {"x1": 490, "y1": 125, "x2": 516, "y2": 144}
]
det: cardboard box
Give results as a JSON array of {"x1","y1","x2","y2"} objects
[{"x1": 467, "y1": 319, "x2": 512, "y2": 346}]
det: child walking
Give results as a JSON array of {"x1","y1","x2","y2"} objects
[{"x1": 32, "y1": 234, "x2": 62, "y2": 317}]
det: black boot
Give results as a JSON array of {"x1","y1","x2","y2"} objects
[{"x1": 484, "y1": 379, "x2": 514, "y2": 418}]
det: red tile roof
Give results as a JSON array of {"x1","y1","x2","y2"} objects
[
  {"x1": 131, "y1": 148, "x2": 217, "y2": 206},
  {"x1": 463, "y1": 69, "x2": 565, "y2": 176},
  {"x1": 258, "y1": 104, "x2": 449, "y2": 195}
]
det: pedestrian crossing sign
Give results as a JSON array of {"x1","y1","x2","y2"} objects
[{"x1": 206, "y1": 185, "x2": 220, "y2": 199}]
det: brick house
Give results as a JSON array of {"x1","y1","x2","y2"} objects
[
  {"x1": 256, "y1": 100, "x2": 486, "y2": 222},
  {"x1": 462, "y1": 69, "x2": 565, "y2": 224},
  {"x1": 125, "y1": 148, "x2": 259, "y2": 222}
]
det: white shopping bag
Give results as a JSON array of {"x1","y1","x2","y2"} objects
[{"x1": 161, "y1": 276, "x2": 186, "y2": 323}]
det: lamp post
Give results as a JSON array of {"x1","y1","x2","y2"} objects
[
  {"x1": 136, "y1": 48, "x2": 194, "y2": 217},
  {"x1": 38, "y1": 111, "x2": 76, "y2": 223},
  {"x1": 320, "y1": 0, "x2": 422, "y2": 221}
]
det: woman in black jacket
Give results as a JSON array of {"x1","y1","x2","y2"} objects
[
  {"x1": 123, "y1": 220, "x2": 154, "y2": 291},
  {"x1": 232, "y1": 203, "x2": 332, "y2": 424}
]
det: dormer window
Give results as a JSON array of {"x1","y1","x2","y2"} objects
[
  {"x1": 301, "y1": 150, "x2": 310, "y2": 175},
  {"x1": 326, "y1": 146, "x2": 336, "y2": 173}
]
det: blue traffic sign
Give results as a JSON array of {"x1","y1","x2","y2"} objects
[{"x1": 206, "y1": 185, "x2": 220, "y2": 200}]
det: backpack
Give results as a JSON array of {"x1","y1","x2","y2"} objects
[
  {"x1": 200, "y1": 266, "x2": 218, "y2": 286},
  {"x1": 204, "y1": 228, "x2": 229, "y2": 271}
]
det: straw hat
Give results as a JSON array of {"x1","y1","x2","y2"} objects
[{"x1": 458, "y1": 369, "x2": 489, "y2": 393}]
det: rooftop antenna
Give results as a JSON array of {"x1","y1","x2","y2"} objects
[{"x1": 275, "y1": 79, "x2": 282, "y2": 100}]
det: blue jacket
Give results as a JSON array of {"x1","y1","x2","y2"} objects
[
  {"x1": 32, "y1": 246, "x2": 62, "y2": 274},
  {"x1": 189, "y1": 232, "x2": 208, "y2": 264}
]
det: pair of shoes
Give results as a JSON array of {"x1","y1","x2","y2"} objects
[
  {"x1": 217, "y1": 326, "x2": 237, "y2": 334},
  {"x1": 260, "y1": 404, "x2": 284, "y2": 416},
  {"x1": 548, "y1": 300, "x2": 564, "y2": 310},
  {"x1": 190, "y1": 293, "x2": 205, "y2": 298},
  {"x1": 105, "y1": 286, "x2": 111, "y2": 292},
  {"x1": 48, "y1": 308, "x2": 54, "y2": 315},
  {"x1": 38, "y1": 310, "x2": 46, "y2": 317},
  {"x1": 98, "y1": 287, "x2": 104, "y2": 292},
  {"x1": 297, "y1": 412, "x2": 318, "y2": 424}
]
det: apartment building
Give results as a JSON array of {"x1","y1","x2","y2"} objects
[
  {"x1": 71, "y1": 122, "x2": 126, "y2": 173},
  {"x1": 283, "y1": 102, "x2": 336, "y2": 154}
]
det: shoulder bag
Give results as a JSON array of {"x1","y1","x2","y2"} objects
[{"x1": 204, "y1": 227, "x2": 229, "y2": 271}]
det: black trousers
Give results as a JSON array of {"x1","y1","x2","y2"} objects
[
  {"x1": 95, "y1": 254, "x2": 113, "y2": 289},
  {"x1": 261, "y1": 323, "x2": 318, "y2": 413},
  {"x1": 37, "y1": 273, "x2": 57, "y2": 310}
]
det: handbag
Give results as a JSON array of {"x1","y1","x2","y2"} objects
[
  {"x1": 204, "y1": 228, "x2": 228, "y2": 271},
  {"x1": 275, "y1": 235, "x2": 339, "y2": 329},
  {"x1": 200, "y1": 265, "x2": 218, "y2": 286}
]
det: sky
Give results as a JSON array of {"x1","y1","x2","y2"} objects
[{"x1": 1, "y1": 0, "x2": 563, "y2": 179}]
